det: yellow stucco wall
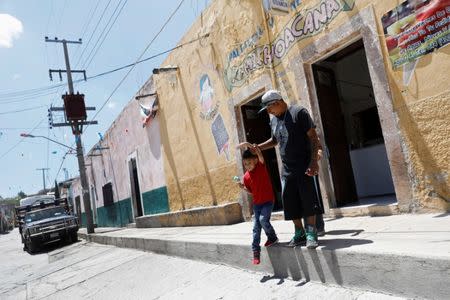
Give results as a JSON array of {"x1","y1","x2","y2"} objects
[{"x1": 155, "y1": 0, "x2": 449, "y2": 212}]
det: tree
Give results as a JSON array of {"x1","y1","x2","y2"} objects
[{"x1": 17, "y1": 191, "x2": 27, "y2": 199}]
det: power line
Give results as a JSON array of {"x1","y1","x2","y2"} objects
[
  {"x1": 0, "y1": 105, "x2": 46, "y2": 115},
  {"x1": 82, "y1": 0, "x2": 127, "y2": 69},
  {"x1": 86, "y1": 0, "x2": 187, "y2": 128},
  {"x1": 73, "y1": 0, "x2": 113, "y2": 69},
  {"x1": 84, "y1": 0, "x2": 128, "y2": 70},
  {"x1": 0, "y1": 118, "x2": 46, "y2": 160},
  {"x1": 0, "y1": 34, "x2": 208, "y2": 101}
]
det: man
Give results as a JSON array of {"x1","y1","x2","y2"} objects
[{"x1": 257, "y1": 90, "x2": 324, "y2": 249}]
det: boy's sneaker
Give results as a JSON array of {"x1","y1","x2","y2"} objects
[
  {"x1": 306, "y1": 227, "x2": 319, "y2": 249},
  {"x1": 252, "y1": 251, "x2": 261, "y2": 265},
  {"x1": 264, "y1": 237, "x2": 279, "y2": 247}
]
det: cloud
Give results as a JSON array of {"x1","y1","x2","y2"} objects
[
  {"x1": 0, "y1": 14, "x2": 23, "y2": 48},
  {"x1": 12, "y1": 73, "x2": 21, "y2": 80},
  {"x1": 107, "y1": 101, "x2": 117, "y2": 109}
]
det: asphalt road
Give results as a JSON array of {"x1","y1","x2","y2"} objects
[{"x1": 0, "y1": 229, "x2": 405, "y2": 300}]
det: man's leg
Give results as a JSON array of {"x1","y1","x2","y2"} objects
[
  {"x1": 316, "y1": 214, "x2": 325, "y2": 236},
  {"x1": 305, "y1": 214, "x2": 318, "y2": 249}
]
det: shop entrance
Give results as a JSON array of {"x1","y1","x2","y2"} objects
[
  {"x1": 240, "y1": 97, "x2": 283, "y2": 211},
  {"x1": 312, "y1": 40, "x2": 396, "y2": 208},
  {"x1": 128, "y1": 157, "x2": 143, "y2": 218}
]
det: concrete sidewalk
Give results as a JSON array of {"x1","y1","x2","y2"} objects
[{"x1": 79, "y1": 213, "x2": 450, "y2": 299}]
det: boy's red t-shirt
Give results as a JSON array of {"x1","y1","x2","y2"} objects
[{"x1": 243, "y1": 161, "x2": 274, "y2": 205}]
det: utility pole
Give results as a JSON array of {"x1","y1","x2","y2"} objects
[
  {"x1": 46, "y1": 37, "x2": 96, "y2": 234},
  {"x1": 36, "y1": 168, "x2": 50, "y2": 192}
]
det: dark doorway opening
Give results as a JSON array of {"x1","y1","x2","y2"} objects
[
  {"x1": 128, "y1": 158, "x2": 143, "y2": 217},
  {"x1": 241, "y1": 97, "x2": 283, "y2": 211},
  {"x1": 312, "y1": 39, "x2": 396, "y2": 208}
]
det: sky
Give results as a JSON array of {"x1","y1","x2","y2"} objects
[{"x1": 0, "y1": 0, "x2": 210, "y2": 198}]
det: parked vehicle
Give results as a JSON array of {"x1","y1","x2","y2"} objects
[{"x1": 15, "y1": 198, "x2": 78, "y2": 253}]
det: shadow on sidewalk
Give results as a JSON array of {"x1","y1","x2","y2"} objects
[
  {"x1": 265, "y1": 237, "x2": 373, "y2": 285},
  {"x1": 323, "y1": 229, "x2": 364, "y2": 236}
]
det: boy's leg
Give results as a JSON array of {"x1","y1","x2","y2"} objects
[
  {"x1": 252, "y1": 204, "x2": 262, "y2": 253},
  {"x1": 259, "y1": 202, "x2": 277, "y2": 244}
]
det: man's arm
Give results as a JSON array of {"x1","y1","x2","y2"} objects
[
  {"x1": 258, "y1": 137, "x2": 278, "y2": 151},
  {"x1": 305, "y1": 127, "x2": 323, "y2": 176}
]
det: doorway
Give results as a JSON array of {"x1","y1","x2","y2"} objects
[
  {"x1": 312, "y1": 40, "x2": 396, "y2": 208},
  {"x1": 128, "y1": 158, "x2": 143, "y2": 218},
  {"x1": 240, "y1": 97, "x2": 283, "y2": 211}
]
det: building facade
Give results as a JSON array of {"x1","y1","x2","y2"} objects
[{"x1": 74, "y1": 0, "x2": 450, "y2": 227}]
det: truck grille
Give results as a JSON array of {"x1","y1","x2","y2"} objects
[{"x1": 40, "y1": 221, "x2": 66, "y2": 232}]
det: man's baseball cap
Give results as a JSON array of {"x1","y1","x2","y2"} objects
[{"x1": 258, "y1": 90, "x2": 283, "y2": 113}]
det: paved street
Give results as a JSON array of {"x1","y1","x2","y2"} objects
[{"x1": 0, "y1": 229, "x2": 406, "y2": 300}]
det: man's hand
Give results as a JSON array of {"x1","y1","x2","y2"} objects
[
  {"x1": 305, "y1": 159, "x2": 319, "y2": 177},
  {"x1": 236, "y1": 142, "x2": 253, "y2": 150}
]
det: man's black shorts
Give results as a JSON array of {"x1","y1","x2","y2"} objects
[{"x1": 281, "y1": 173, "x2": 323, "y2": 220}]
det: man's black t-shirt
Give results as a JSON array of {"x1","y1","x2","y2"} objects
[{"x1": 270, "y1": 105, "x2": 315, "y2": 175}]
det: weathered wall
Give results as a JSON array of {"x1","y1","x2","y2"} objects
[
  {"x1": 73, "y1": 78, "x2": 169, "y2": 227},
  {"x1": 156, "y1": 0, "x2": 449, "y2": 213}
]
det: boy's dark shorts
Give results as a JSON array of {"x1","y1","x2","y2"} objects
[{"x1": 281, "y1": 173, "x2": 323, "y2": 220}]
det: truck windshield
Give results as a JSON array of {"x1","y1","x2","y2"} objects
[{"x1": 24, "y1": 207, "x2": 67, "y2": 223}]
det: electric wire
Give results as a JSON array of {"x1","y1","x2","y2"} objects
[
  {"x1": 0, "y1": 105, "x2": 46, "y2": 115},
  {"x1": 85, "y1": 0, "x2": 186, "y2": 130},
  {"x1": 0, "y1": 118, "x2": 46, "y2": 160},
  {"x1": 73, "y1": 0, "x2": 113, "y2": 69},
  {"x1": 0, "y1": 34, "x2": 208, "y2": 102},
  {"x1": 82, "y1": 0, "x2": 128, "y2": 70}
]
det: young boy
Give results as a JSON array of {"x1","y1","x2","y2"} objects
[{"x1": 236, "y1": 142, "x2": 278, "y2": 265}]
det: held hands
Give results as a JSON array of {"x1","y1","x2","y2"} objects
[{"x1": 236, "y1": 142, "x2": 260, "y2": 154}]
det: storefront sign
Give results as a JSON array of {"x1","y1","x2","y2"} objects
[
  {"x1": 223, "y1": 0, "x2": 356, "y2": 91},
  {"x1": 382, "y1": 0, "x2": 450, "y2": 68}
]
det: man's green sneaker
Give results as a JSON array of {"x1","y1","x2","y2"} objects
[
  {"x1": 288, "y1": 227, "x2": 306, "y2": 247},
  {"x1": 306, "y1": 227, "x2": 318, "y2": 249}
]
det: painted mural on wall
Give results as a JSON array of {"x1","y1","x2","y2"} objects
[
  {"x1": 211, "y1": 113, "x2": 230, "y2": 160},
  {"x1": 382, "y1": 0, "x2": 450, "y2": 68},
  {"x1": 223, "y1": 0, "x2": 356, "y2": 91},
  {"x1": 199, "y1": 74, "x2": 219, "y2": 120}
]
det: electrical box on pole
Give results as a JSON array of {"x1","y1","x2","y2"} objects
[{"x1": 63, "y1": 93, "x2": 87, "y2": 121}]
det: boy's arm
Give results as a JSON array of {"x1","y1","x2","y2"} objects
[{"x1": 252, "y1": 144, "x2": 265, "y2": 164}]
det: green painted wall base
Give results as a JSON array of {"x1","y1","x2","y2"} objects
[
  {"x1": 80, "y1": 186, "x2": 169, "y2": 228},
  {"x1": 142, "y1": 186, "x2": 169, "y2": 215}
]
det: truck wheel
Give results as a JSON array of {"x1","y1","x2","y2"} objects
[
  {"x1": 27, "y1": 240, "x2": 39, "y2": 253},
  {"x1": 71, "y1": 232, "x2": 78, "y2": 243}
]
